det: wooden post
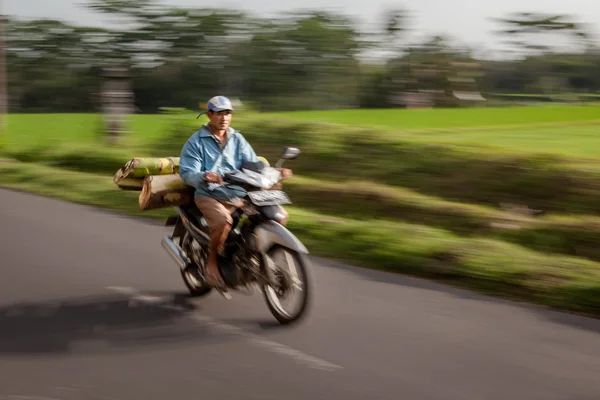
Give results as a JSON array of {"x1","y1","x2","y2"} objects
[
  {"x1": 101, "y1": 67, "x2": 134, "y2": 143},
  {"x1": 0, "y1": 4, "x2": 8, "y2": 134}
]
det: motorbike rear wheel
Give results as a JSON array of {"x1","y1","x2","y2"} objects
[{"x1": 180, "y1": 231, "x2": 212, "y2": 297}]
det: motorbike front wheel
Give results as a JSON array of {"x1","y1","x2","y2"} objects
[{"x1": 262, "y1": 245, "x2": 313, "y2": 325}]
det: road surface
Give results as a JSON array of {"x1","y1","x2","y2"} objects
[{"x1": 1, "y1": 188, "x2": 600, "y2": 400}]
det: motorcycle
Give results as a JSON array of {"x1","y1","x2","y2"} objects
[{"x1": 161, "y1": 147, "x2": 313, "y2": 324}]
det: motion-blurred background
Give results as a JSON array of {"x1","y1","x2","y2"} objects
[{"x1": 1, "y1": 0, "x2": 600, "y2": 316}]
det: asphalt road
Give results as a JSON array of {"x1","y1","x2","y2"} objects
[{"x1": 1, "y1": 188, "x2": 600, "y2": 400}]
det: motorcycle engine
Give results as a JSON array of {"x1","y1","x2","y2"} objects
[{"x1": 218, "y1": 253, "x2": 240, "y2": 287}]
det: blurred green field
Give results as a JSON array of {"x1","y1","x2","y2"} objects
[
  {"x1": 265, "y1": 104, "x2": 600, "y2": 129},
  {"x1": 267, "y1": 104, "x2": 600, "y2": 128},
  {"x1": 5, "y1": 104, "x2": 600, "y2": 158},
  {"x1": 2, "y1": 105, "x2": 600, "y2": 316},
  {"x1": 265, "y1": 105, "x2": 600, "y2": 159},
  {"x1": 3, "y1": 113, "x2": 170, "y2": 149}
]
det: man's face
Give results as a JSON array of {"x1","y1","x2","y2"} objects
[{"x1": 208, "y1": 110, "x2": 232, "y2": 131}]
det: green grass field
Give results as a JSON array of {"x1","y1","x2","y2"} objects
[
  {"x1": 2, "y1": 104, "x2": 600, "y2": 316},
  {"x1": 266, "y1": 104, "x2": 600, "y2": 129},
  {"x1": 5, "y1": 105, "x2": 600, "y2": 159}
]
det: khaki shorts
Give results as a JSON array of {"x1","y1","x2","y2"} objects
[
  {"x1": 194, "y1": 196, "x2": 239, "y2": 231},
  {"x1": 194, "y1": 195, "x2": 289, "y2": 231}
]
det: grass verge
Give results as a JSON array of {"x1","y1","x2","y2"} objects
[{"x1": 282, "y1": 176, "x2": 600, "y2": 263}]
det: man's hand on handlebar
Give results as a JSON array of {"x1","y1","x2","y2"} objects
[
  {"x1": 204, "y1": 172, "x2": 223, "y2": 184},
  {"x1": 279, "y1": 168, "x2": 293, "y2": 179}
]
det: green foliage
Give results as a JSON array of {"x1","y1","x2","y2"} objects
[{"x1": 5, "y1": 4, "x2": 599, "y2": 114}]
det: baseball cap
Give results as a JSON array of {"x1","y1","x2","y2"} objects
[{"x1": 196, "y1": 96, "x2": 234, "y2": 118}]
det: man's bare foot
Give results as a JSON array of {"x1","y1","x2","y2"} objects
[
  {"x1": 206, "y1": 264, "x2": 231, "y2": 299},
  {"x1": 206, "y1": 264, "x2": 223, "y2": 284}
]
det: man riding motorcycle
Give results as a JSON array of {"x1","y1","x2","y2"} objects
[{"x1": 179, "y1": 96, "x2": 291, "y2": 298}]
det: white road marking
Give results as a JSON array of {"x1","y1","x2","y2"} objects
[
  {"x1": 105, "y1": 286, "x2": 139, "y2": 295},
  {"x1": 191, "y1": 314, "x2": 343, "y2": 371},
  {"x1": 129, "y1": 294, "x2": 169, "y2": 307},
  {"x1": 104, "y1": 286, "x2": 343, "y2": 372},
  {"x1": 105, "y1": 287, "x2": 171, "y2": 307}
]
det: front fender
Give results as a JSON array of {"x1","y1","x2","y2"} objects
[{"x1": 254, "y1": 221, "x2": 309, "y2": 254}]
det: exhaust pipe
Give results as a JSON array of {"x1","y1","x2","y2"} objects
[{"x1": 161, "y1": 236, "x2": 187, "y2": 270}]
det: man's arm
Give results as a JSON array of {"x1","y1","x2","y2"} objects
[
  {"x1": 237, "y1": 132, "x2": 292, "y2": 179},
  {"x1": 238, "y1": 133, "x2": 259, "y2": 164},
  {"x1": 179, "y1": 138, "x2": 205, "y2": 189}
]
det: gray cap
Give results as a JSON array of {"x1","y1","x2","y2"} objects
[{"x1": 196, "y1": 96, "x2": 234, "y2": 118}]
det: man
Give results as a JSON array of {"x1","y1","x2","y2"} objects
[{"x1": 179, "y1": 96, "x2": 291, "y2": 297}]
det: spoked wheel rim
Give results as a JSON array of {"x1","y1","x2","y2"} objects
[
  {"x1": 264, "y1": 247, "x2": 307, "y2": 320},
  {"x1": 183, "y1": 268, "x2": 203, "y2": 288},
  {"x1": 180, "y1": 232, "x2": 211, "y2": 295}
]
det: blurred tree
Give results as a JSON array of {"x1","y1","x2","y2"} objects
[
  {"x1": 491, "y1": 12, "x2": 595, "y2": 94},
  {"x1": 495, "y1": 12, "x2": 588, "y2": 52},
  {"x1": 3, "y1": 4, "x2": 599, "y2": 113}
]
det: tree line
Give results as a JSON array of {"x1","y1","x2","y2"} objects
[{"x1": 5, "y1": 0, "x2": 600, "y2": 113}]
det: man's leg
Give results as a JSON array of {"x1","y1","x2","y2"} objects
[{"x1": 194, "y1": 196, "x2": 237, "y2": 289}]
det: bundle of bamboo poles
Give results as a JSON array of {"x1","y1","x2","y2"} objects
[
  {"x1": 113, "y1": 157, "x2": 180, "y2": 189},
  {"x1": 114, "y1": 156, "x2": 278, "y2": 211},
  {"x1": 113, "y1": 157, "x2": 193, "y2": 211},
  {"x1": 139, "y1": 174, "x2": 194, "y2": 211}
]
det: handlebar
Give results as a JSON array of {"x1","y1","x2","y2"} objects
[{"x1": 223, "y1": 167, "x2": 282, "y2": 190}]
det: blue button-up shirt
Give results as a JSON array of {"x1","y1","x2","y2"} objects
[{"x1": 179, "y1": 124, "x2": 259, "y2": 203}]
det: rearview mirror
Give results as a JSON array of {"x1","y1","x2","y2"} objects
[
  {"x1": 275, "y1": 147, "x2": 301, "y2": 168},
  {"x1": 281, "y1": 147, "x2": 301, "y2": 160}
]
